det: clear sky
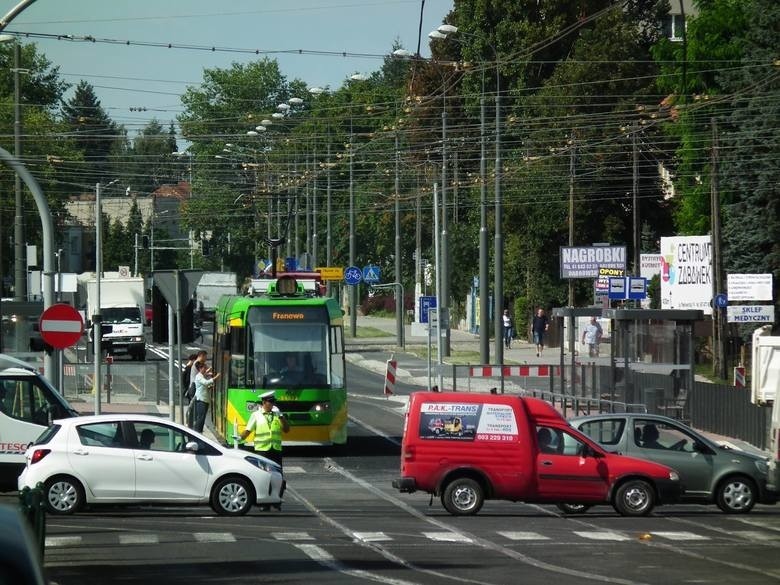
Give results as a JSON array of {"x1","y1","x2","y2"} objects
[{"x1": 5, "y1": 0, "x2": 453, "y2": 137}]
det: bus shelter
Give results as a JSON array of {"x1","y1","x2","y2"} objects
[
  {"x1": 551, "y1": 307, "x2": 703, "y2": 412},
  {"x1": 605, "y1": 308, "x2": 703, "y2": 410}
]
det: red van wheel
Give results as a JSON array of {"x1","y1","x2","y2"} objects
[
  {"x1": 613, "y1": 479, "x2": 654, "y2": 516},
  {"x1": 441, "y1": 478, "x2": 484, "y2": 516}
]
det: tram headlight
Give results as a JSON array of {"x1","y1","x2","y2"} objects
[{"x1": 309, "y1": 402, "x2": 330, "y2": 413}]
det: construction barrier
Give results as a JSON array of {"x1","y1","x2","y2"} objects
[
  {"x1": 384, "y1": 358, "x2": 397, "y2": 396},
  {"x1": 468, "y1": 365, "x2": 561, "y2": 378},
  {"x1": 733, "y1": 366, "x2": 746, "y2": 388}
]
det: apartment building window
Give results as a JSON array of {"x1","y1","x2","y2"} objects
[{"x1": 663, "y1": 14, "x2": 686, "y2": 41}]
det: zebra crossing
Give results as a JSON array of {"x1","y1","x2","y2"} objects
[{"x1": 45, "y1": 524, "x2": 780, "y2": 549}]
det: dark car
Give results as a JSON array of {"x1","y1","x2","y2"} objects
[{"x1": 570, "y1": 413, "x2": 776, "y2": 514}]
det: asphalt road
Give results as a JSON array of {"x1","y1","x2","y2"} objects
[{"x1": 4, "y1": 359, "x2": 780, "y2": 585}]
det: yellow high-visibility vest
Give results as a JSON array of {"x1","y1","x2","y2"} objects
[{"x1": 251, "y1": 411, "x2": 283, "y2": 452}]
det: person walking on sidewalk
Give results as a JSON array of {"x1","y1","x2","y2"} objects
[
  {"x1": 502, "y1": 309, "x2": 514, "y2": 349},
  {"x1": 582, "y1": 316, "x2": 603, "y2": 358},
  {"x1": 532, "y1": 308, "x2": 549, "y2": 358}
]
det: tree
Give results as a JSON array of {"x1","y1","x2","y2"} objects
[
  {"x1": 61, "y1": 81, "x2": 120, "y2": 187},
  {"x1": 0, "y1": 42, "x2": 74, "y2": 288},
  {"x1": 123, "y1": 119, "x2": 179, "y2": 195},
  {"x1": 717, "y1": 0, "x2": 780, "y2": 321}
]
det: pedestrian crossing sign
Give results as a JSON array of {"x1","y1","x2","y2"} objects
[{"x1": 363, "y1": 265, "x2": 381, "y2": 283}]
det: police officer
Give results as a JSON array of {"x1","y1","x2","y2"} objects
[{"x1": 238, "y1": 390, "x2": 290, "y2": 467}]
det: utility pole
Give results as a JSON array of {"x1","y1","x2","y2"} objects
[
  {"x1": 13, "y1": 42, "x2": 25, "y2": 313},
  {"x1": 493, "y1": 92, "x2": 503, "y2": 364},
  {"x1": 478, "y1": 95, "x2": 489, "y2": 364},
  {"x1": 632, "y1": 125, "x2": 640, "y2": 278},
  {"x1": 394, "y1": 131, "x2": 403, "y2": 347},
  {"x1": 711, "y1": 118, "x2": 726, "y2": 380},
  {"x1": 568, "y1": 131, "x2": 576, "y2": 307},
  {"x1": 441, "y1": 94, "x2": 450, "y2": 356}
]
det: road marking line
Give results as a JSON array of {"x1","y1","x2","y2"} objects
[
  {"x1": 45, "y1": 536, "x2": 82, "y2": 547},
  {"x1": 731, "y1": 530, "x2": 780, "y2": 541},
  {"x1": 284, "y1": 465, "x2": 306, "y2": 474},
  {"x1": 574, "y1": 531, "x2": 631, "y2": 541},
  {"x1": 272, "y1": 532, "x2": 315, "y2": 541},
  {"x1": 651, "y1": 531, "x2": 709, "y2": 541},
  {"x1": 354, "y1": 532, "x2": 392, "y2": 542},
  {"x1": 295, "y1": 544, "x2": 420, "y2": 585},
  {"x1": 194, "y1": 532, "x2": 236, "y2": 543},
  {"x1": 498, "y1": 531, "x2": 549, "y2": 541},
  {"x1": 314, "y1": 458, "x2": 648, "y2": 585},
  {"x1": 423, "y1": 532, "x2": 473, "y2": 543},
  {"x1": 119, "y1": 533, "x2": 159, "y2": 545}
]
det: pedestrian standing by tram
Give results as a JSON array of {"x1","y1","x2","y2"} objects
[
  {"x1": 238, "y1": 390, "x2": 290, "y2": 467},
  {"x1": 192, "y1": 361, "x2": 220, "y2": 433},
  {"x1": 186, "y1": 351, "x2": 207, "y2": 428}
]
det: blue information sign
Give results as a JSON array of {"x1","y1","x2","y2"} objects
[
  {"x1": 419, "y1": 296, "x2": 436, "y2": 323},
  {"x1": 344, "y1": 266, "x2": 362, "y2": 285},
  {"x1": 628, "y1": 277, "x2": 647, "y2": 300},
  {"x1": 362, "y1": 264, "x2": 381, "y2": 283},
  {"x1": 714, "y1": 293, "x2": 728, "y2": 309}
]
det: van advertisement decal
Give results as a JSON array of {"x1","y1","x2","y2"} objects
[{"x1": 419, "y1": 403, "x2": 518, "y2": 442}]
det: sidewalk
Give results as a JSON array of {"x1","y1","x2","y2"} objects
[{"x1": 347, "y1": 315, "x2": 768, "y2": 457}]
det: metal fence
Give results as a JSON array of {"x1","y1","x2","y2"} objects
[
  {"x1": 447, "y1": 363, "x2": 771, "y2": 451},
  {"x1": 59, "y1": 361, "x2": 170, "y2": 405}
]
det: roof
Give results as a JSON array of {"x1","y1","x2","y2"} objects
[{"x1": 0, "y1": 353, "x2": 37, "y2": 372}]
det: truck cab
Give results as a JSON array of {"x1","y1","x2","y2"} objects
[{"x1": 0, "y1": 354, "x2": 78, "y2": 491}]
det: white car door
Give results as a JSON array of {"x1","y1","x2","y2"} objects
[
  {"x1": 67, "y1": 422, "x2": 135, "y2": 500},
  {"x1": 131, "y1": 422, "x2": 210, "y2": 500}
]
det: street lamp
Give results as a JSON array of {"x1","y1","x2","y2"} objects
[
  {"x1": 94, "y1": 178, "x2": 119, "y2": 415},
  {"x1": 435, "y1": 24, "x2": 501, "y2": 365},
  {"x1": 345, "y1": 74, "x2": 368, "y2": 337}
]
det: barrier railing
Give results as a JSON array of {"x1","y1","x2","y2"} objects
[{"x1": 19, "y1": 482, "x2": 46, "y2": 559}]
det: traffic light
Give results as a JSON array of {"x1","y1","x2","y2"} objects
[
  {"x1": 201, "y1": 238, "x2": 211, "y2": 256},
  {"x1": 142, "y1": 235, "x2": 149, "y2": 249}
]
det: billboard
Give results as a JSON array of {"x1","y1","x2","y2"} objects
[
  {"x1": 560, "y1": 245, "x2": 626, "y2": 278},
  {"x1": 660, "y1": 236, "x2": 713, "y2": 315}
]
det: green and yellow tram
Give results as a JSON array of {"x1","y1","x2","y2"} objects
[{"x1": 211, "y1": 273, "x2": 347, "y2": 446}]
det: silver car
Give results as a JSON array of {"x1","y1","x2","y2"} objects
[{"x1": 570, "y1": 413, "x2": 776, "y2": 514}]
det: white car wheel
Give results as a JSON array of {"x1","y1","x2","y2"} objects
[
  {"x1": 45, "y1": 476, "x2": 84, "y2": 515},
  {"x1": 212, "y1": 477, "x2": 253, "y2": 516}
]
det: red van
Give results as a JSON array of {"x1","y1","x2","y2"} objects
[{"x1": 392, "y1": 392, "x2": 682, "y2": 516}]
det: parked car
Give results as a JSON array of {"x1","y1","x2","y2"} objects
[
  {"x1": 18, "y1": 414, "x2": 285, "y2": 516},
  {"x1": 393, "y1": 392, "x2": 682, "y2": 516},
  {"x1": 570, "y1": 413, "x2": 776, "y2": 514}
]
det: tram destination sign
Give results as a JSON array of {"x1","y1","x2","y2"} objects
[{"x1": 560, "y1": 245, "x2": 626, "y2": 279}]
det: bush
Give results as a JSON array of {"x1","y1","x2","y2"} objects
[{"x1": 360, "y1": 293, "x2": 414, "y2": 316}]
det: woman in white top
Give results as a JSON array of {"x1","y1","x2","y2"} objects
[{"x1": 192, "y1": 361, "x2": 220, "y2": 433}]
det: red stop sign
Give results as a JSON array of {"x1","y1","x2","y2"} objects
[{"x1": 38, "y1": 303, "x2": 84, "y2": 349}]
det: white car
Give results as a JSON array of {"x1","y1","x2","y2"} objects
[{"x1": 18, "y1": 414, "x2": 285, "y2": 516}]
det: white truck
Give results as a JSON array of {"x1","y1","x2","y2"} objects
[
  {"x1": 81, "y1": 273, "x2": 147, "y2": 361},
  {"x1": 0, "y1": 353, "x2": 78, "y2": 491},
  {"x1": 751, "y1": 325, "x2": 780, "y2": 495},
  {"x1": 195, "y1": 272, "x2": 237, "y2": 320}
]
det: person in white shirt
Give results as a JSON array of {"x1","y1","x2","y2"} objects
[
  {"x1": 192, "y1": 361, "x2": 220, "y2": 433},
  {"x1": 581, "y1": 316, "x2": 603, "y2": 358}
]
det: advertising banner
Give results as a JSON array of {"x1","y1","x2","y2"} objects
[
  {"x1": 418, "y1": 402, "x2": 519, "y2": 442},
  {"x1": 727, "y1": 274, "x2": 773, "y2": 301},
  {"x1": 660, "y1": 236, "x2": 713, "y2": 315},
  {"x1": 560, "y1": 246, "x2": 626, "y2": 278}
]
